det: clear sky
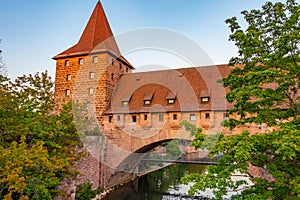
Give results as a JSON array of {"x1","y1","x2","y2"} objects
[{"x1": 0, "y1": 0, "x2": 288, "y2": 79}]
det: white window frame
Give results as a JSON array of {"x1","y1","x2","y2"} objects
[
  {"x1": 89, "y1": 88, "x2": 94, "y2": 95},
  {"x1": 65, "y1": 60, "x2": 70, "y2": 66},
  {"x1": 89, "y1": 72, "x2": 95, "y2": 79},
  {"x1": 190, "y1": 114, "x2": 196, "y2": 121},
  {"x1": 79, "y1": 58, "x2": 83, "y2": 65},
  {"x1": 65, "y1": 89, "x2": 71, "y2": 96},
  {"x1": 66, "y1": 74, "x2": 71, "y2": 81},
  {"x1": 93, "y1": 56, "x2": 98, "y2": 63}
]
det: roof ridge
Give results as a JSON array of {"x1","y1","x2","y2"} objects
[{"x1": 125, "y1": 64, "x2": 229, "y2": 76}]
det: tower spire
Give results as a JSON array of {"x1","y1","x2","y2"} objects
[{"x1": 54, "y1": 1, "x2": 120, "y2": 58}]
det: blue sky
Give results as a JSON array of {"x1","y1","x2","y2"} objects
[{"x1": 0, "y1": 0, "x2": 288, "y2": 79}]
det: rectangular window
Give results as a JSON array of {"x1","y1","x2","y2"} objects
[
  {"x1": 65, "y1": 89, "x2": 70, "y2": 96},
  {"x1": 109, "y1": 116, "x2": 113, "y2": 123},
  {"x1": 122, "y1": 101, "x2": 129, "y2": 106},
  {"x1": 117, "y1": 115, "x2": 121, "y2": 121},
  {"x1": 111, "y1": 58, "x2": 115, "y2": 65},
  {"x1": 93, "y1": 56, "x2": 98, "y2": 63},
  {"x1": 173, "y1": 114, "x2": 178, "y2": 120},
  {"x1": 66, "y1": 74, "x2": 71, "y2": 81},
  {"x1": 190, "y1": 114, "x2": 196, "y2": 121},
  {"x1": 89, "y1": 72, "x2": 94, "y2": 79},
  {"x1": 65, "y1": 60, "x2": 70, "y2": 66},
  {"x1": 167, "y1": 99, "x2": 175, "y2": 104},
  {"x1": 119, "y1": 63, "x2": 122, "y2": 70},
  {"x1": 144, "y1": 114, "x2": 148, "y2": 120},
  {"x1": 144, "y1": 100, "x2": 151, "y2": 105},
  {"x1": 223, "y1": 112, "x2": 229, "y2": 120},
  {"x1": 205, "y1": 113, "x2": 210, "y2": 119},
  {"x1": 159, "y1": 114, "x2": 164, "y2": 122},
  {"x1": 132, "y1": 115, "x2": 137, "y2": 122},
  {"x1": 79, "y1": 58, "x2": 83, "y2": 65},
  {"x1": 89, "y1": 88, "x2": 94, "y2": 95},
  {"x1": 201, "y1": 97, "x2": 209, "y2": 103}
]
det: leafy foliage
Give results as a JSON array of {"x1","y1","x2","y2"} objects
[
  {"x1": 75, "y1": 182, "x2": 99, "y2": 200},
  {"x1": 180, "y1": 120, "x2": 221, "y2": 151},
  {"x1": 0, "y1": 72, "x2": 85, "y2": 199},
  {"x1": 181, "y1": 0, "x2": 300, "y2": 199},
  {"x1": 224, "y1": 0, "x2": 300, "y2": 129},
  {"x1": 165, "y1": 140, "x2": 182, "y2": 159}
]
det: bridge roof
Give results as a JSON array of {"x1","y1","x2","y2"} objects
[{"x1": 105, "y1": 64, "x2": 233, "y2": 114}]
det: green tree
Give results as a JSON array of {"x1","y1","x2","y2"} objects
[
  {"x1": 165, "y1": 140, "x2": 182, "y2": 159},
  {"x1": 75, "y1": 182, "x2": 98, "y2": 200},
  {"x1": 181, "y1": 0, "x2": 300, "y2": 199},
  {"x1": 0, "y1": 72, "x2": 86, "y2": 199}
]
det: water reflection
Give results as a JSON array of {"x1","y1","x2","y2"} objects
[{"x1": 103, "y1": 164, "x2": 206, "y2": 200}]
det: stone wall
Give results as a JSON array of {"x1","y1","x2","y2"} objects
[{"x1": 53, "y1": 52, "x2": 132, "y2": 199}]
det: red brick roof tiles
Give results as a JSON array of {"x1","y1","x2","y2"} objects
[
  {"x1": 56, "y1": 2, "x2": 119, "y2": 56},
  {"x1": 53, "y1": 2, "x2": 133, "y2": 68},
  {"x1": 105, "y1": 65, "x2": 233, "y2": 114}
]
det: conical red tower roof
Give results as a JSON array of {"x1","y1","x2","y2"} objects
[{"x1": 54, "y1": 1, "x2": 122, "y2": 58}]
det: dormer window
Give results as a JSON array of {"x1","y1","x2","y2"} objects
[
  {"x1": 144, "y1": 100, "x2": 151, "y2": 105},
  {"x1": 166, "y1": 91, "x2": 176, "y2": 105},
  {"x1": 167, "y1": 99, "x2": 175, "y2": 104},
  {"x1": 200, "y1": 90, "x2": 210, "y2": 103},
  {"x1": 121, "y1": 95, "x2": 131, "y2": 107},
  {"x1": 122, "y1": 101, "x2": 129, "y2": 106},
  {"x1": 143, "y1": 93, "x2": 153, "y2": 106},
  {"x1": 201, "y1": 97, "x2": 210, "y2": 102}
]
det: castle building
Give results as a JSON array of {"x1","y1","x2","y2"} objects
[
  {"x1": 53, "y1": 1, "x2": 235, "y2": 132},
  {"x1": 52, "y1": 1, "x2": 268, "y2": 195},
  {"x1": 53, "y1": 2, "x2": 134, "y2": 124}
]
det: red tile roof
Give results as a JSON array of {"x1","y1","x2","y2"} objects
[
  {"x1": 53, "y1": 2, "x2": 133, "y2": 67},
  {"x1": 105, "y1": 65, "x2": 233, "y2": 114}
]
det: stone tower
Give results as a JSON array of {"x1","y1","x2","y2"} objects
[{"x1": 53, "y1": 1, "x2": 133, "y2": 124}]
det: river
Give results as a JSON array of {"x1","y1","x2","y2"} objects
[{"x1": 102, "y1": 163, "x2": 208, "y2": 200}]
